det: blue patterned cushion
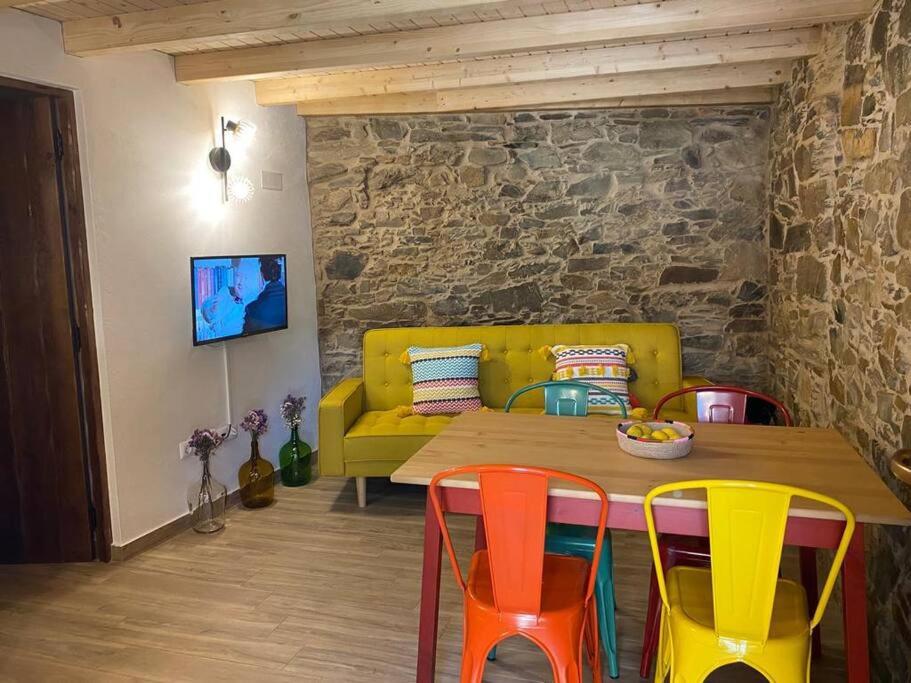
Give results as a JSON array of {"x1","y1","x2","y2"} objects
[{"x1": 404, "y1": 344, "x2": 484, "y2": 415}]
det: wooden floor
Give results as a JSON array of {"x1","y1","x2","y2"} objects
[{"x1": 0, "y1": 476, "x2": 847, "y2": 682}]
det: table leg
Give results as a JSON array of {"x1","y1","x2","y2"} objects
[
  {"x1": 841, "y1": 523, "x2": 869, "y2": 683},
  {"x1": 417, "y1": 493, "x2": 444, "y2": 683}
]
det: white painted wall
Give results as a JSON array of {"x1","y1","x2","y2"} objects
[{"x1": 0, "y1": 10, "x2": 321, "y2": 546}]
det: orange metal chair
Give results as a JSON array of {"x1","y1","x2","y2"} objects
[
  {"x1": 643, "y1": 480, "x2": 855, "y2": 682},
  {"x1": 429, "y1": 465, "x2": 609, "y2": 683}
]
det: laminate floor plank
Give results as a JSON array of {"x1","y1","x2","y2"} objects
[{"x1": 0, "y1": 476, "x2": 846, "y2": 682}]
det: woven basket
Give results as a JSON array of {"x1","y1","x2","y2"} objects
[{"x1": 616, "y1": 420, "x2": 694, "y2": 460}]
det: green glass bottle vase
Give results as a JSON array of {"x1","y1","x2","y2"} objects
[
  {"x1": 238, "y1": 436, "x2": 275, "y2": 508},
  {"x1": 279, "y1": 426, "x2": 312, "y2": 487}
]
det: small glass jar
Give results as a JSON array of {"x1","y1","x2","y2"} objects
[
  {"x1": 279, "y1": 425, "x2": 312, "y2": 487},
  {"x1": 187, "y1": 457, "x2": 227, "y2": 533},
  {"x1": 239, "y1": 435, "x2": 275, "y2": 508}
]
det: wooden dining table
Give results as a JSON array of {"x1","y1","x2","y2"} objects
[{"x1": 390, "y1": 410, "x2": 911, "y2": 683}]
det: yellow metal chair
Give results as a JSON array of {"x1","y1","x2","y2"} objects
[{"x1": 643, "y1": 480, "x2": 855, "y2": 683}]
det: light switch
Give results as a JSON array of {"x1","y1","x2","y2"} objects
[{"x1": 261, "y1": 170, "x2": 283, "y2": 191}]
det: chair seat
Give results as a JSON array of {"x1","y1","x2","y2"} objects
[
  {"x1": 667, "y1": 566, "x2": 810, "y2": 639},
  {"x1": 468, "y1": 550, "x2": 590, "y2": 614}
]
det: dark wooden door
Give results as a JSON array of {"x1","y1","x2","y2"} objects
[{"x1": 0, "y1": 88, "x2": 95, "y2": 563}]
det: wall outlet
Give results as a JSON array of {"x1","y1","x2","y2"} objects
[{"x1": 178, "y1": 423, "x2": 237, "y2": 460}]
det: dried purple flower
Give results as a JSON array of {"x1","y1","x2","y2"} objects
[
  {"x1": 241, "y1": 409, "x2": 269, "y2": 437},
  {"x1": 188, "y1": 428, "x2": 224, "y2": 459},
  {"x1": 280, "y1": 394, "x2": 306, "y2": 428}
]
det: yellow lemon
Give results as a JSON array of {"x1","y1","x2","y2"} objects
[
  {"x1": 630, "y1": 407, "x2": 649, "y2": 420},
  {"x1": 661, "y1": 427, "x2": 680, "y2": 439},
  {"x1": 639, "y1": 424, "x2": 653, "y2": 436},
  {"x1": 627, "y1": 425, "x2": 643, "y2": 438},
  {"x1": 651, "y1": 431, "x2": 669, "y2": 442}
]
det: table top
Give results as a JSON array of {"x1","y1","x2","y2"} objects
[{"x1": 390, "y1": 411, "x2": 911, "y2": 526}]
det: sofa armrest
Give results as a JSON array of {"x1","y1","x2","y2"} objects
[
  {"x1": 318, "y1": 378, "x2": 365, "y2": 477},
  {"x1": 681, "y1": 375, "x2": 713, "y2": 419}
]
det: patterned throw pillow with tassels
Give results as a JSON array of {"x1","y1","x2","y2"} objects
[
  {"x1": 541, "y1": 344, "x2": 636, "y2": 415},
  {"x1": 400, "y1": 343, "x2": 487, "y2": 415}
]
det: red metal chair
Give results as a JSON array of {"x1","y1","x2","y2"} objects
[
  {"x1": 429, "y1": 465, "x2": 608, "y2": 683},
  {"x1": 639, "y1": 386, "x2": 819, "y2": 678},
  {"x1": 653, "y1": 384, "x2": 793, "y2": 426}
]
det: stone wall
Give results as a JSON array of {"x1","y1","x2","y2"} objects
[
  {"x1": 308, "y1": 108, "x2": 771, "y2": 390},
  {"x1": 768, "y1": 2, "x2": 911, "y2": 676}
]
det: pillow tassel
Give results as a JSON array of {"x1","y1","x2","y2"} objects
[
  {"x1": 537, "y1": 345, "x2": 553, "y2": 359},
  {"x1": 399, "y1": 350, "x2": 411, "y2": 365},
  {"x1": 394, "y1": 405, "x2": 414, "y2": 417}
]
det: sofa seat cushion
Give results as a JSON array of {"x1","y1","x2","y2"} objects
[
  {"x1": 348, "y1": 410, "x2": 455, "y2": 438},
  {"x1": 343, "y1": 410, "x2": 452, "y2": 465}
]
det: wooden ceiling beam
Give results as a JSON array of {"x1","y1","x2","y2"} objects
[
  {"x1": 294, "y1": 61, "x2": 792, "y2": 116},
  {"x1": 176, "y1": 0, "x2": 873, "y2": 83},
  {"x1": 483, "y1": 87, "x2": 778, "y2": 111},
  {"x1": 61, "y1": 0, "x2": 542, "y2": 56},
  {"x1": 256, "y1": 28, "x2": 818, "y2": 106}
]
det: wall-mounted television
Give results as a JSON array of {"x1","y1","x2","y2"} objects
[{"x1": 191, "y1": 254, "x2": 288, "y2": 346}]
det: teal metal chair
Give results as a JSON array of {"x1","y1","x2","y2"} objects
[
  {"x1": 503, "y1": 380, "x2": 629, "y2": 419},
  {"x1": 492, "y1": 380, "x2": 625, "y2": 678}
]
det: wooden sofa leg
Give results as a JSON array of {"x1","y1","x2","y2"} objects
[{"x1": 355, "y1": 477, "x2": 367, "y2": 508}]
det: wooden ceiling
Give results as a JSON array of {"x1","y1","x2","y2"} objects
[{"x1": 4, "y1": 0, "x2": 876, "y2": 116}]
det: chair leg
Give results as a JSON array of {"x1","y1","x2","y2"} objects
[
  {"x1": 355, "y1": 476, "x2": 367, "y2": 508},
  {"x1": 640, "y1": 563, "x2": 662, "y2": 678},
  {"x1": 587, "y1": 603, "x2": 603, "y2": 683},
  {"x1": 798, "y1": 546, "x2": 823, "y2": 659},
  {"x1": 542, "y1": 635, "x2": 584, "y2": 683},
  {"x1": 594, "y1": 574, "x2": 619, "y2": 678},
  {"x1": 460, "y1": 624, "x2": 496, "y2": 683},
  {"x1": 653, "y1": 609, "x2": 671, "y2": 683},
  {"x1": 459, "y1": 643, "x2": 488, "y2": 683}
]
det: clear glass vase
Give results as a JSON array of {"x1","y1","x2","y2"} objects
[
  {"x1": 279, "y1": 426, "x2": 312, "y2": 487},
  {"x1": 187, "y1": 457, "x2": 227, "y2": 533},
  {"x1": 239, "y1": 435, "x2": 275, "y2": 508}
]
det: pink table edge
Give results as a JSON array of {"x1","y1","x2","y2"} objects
[{"x1": 413, "y1": 486, "x2": 869, "y2": 683}]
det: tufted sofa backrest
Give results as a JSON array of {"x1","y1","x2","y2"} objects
[{"x1": 362, "y1": 323, "x2": 684, "y2": 411}]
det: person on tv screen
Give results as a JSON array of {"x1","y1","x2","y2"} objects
[
  {"x1": 242, "y1": 256, "x2": 286, "y2": 334},
  {"x1": 200, "y1": 258, "x2": 260, "y2": 339}
]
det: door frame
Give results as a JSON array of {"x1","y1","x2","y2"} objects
[{"x1": 0, "y1": 75, "x2": 113, "y2": 561}]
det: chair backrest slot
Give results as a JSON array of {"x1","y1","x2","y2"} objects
[
  {"x1": 478, "y1": 470, "x2": 548, "y2": 615},
  {"x1": 706, "y1": 485, "x2": 790, "y2": 643}
]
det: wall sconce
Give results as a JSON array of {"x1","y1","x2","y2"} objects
[{"x1": 209, "y1": 116, "x2": 257, "y2": 202}]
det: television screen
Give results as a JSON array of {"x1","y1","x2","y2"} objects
[{"x1": 191, "y1": 254, "x2": 288, "y2": 346}]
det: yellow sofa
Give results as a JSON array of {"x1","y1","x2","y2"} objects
[{"x1": 319, "y1": 323, "x2": 709, "y2": 506}]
